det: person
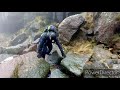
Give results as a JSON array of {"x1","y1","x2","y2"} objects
[{"x1": 37, "y1": 25, "x2": 66, "y2": 59}]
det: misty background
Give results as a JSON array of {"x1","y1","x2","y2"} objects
[{"x1": 0, "y1": 12, "x2": 81, "y2": 34}]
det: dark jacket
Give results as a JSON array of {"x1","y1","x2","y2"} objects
[{"x1": 37, "y1": 31, "x2": 65, "y2": 57}]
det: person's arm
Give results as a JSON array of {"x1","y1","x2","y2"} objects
[{"x1": 54, "y1": 37, "x2": 66, "y2": 58}]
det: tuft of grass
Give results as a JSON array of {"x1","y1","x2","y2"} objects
[
  {"x1": 82, "y1": 12, "x2": 94, "y2": 30},
  {"x1": 63, "y1": 39, "x2": 95, "y2": 55},
  {"x1": 71, "y1": 40, "x2": 94, "y2": 55}
]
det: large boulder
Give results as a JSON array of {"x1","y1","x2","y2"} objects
[
  {"x1": 94, "y1": 12, "x2": 120, "y2": 45},
  {"x1": 84, "y1": 60, "x2": 120, "y2": 78},
  {"x1": 104, "y1": 59, "x2": 118, "y2": 68},
  {"x1": 0, "y1": 47, "x2": 4, "y2": 54},
  {"x1": 58, "y1": 14, "x2": 85, "y2": 44},
  {"x1": 2, "y1": 44, "x2": 28, "y2": 54},
  {"x1": 0, "y1": 52, "x2": 50, "y2": 78},
  {"x1": 45, "y1": 51, "x2": 63, "y2": 65},
  {"x1": 84, "y1": 61, "x2": 109, "y2": 70},
  {"x1": 112, "y1": 41, "x2": 120, "y2": 54},
  {"x1": 34, "y1": 33, "x2": 41, "y2": 41},
  {"x1": 51, "y1": 44, "x2": 63, "y2": 57},
  {"x1": 22, "y1": 44, "x2": 37, "y2": 54},
  {"x1": 91, "y1": 45, "x2": 118, "y2": 62},
  {"x1": 45, "y1": 44, "x2": 64, "y2": 65},
  {"x1": 112, "y1": 64, "x2": 120, "y2": 69},
  {"x1": 83, "y1": 61, "x2": 111, "y2": 78},
  {"x1": 93, "y1": 12, "x2": 102, "y2": 22},
  {"x1": 49, "y1": 68, "x2": 69, "y2": 78},
  {"x1": 32, "y1": 38, "x2": 40, "y2": 44},
  {"x1": 9, "y1": 33, "x2": 28, "y2": 46},
  {"x1": 0, "y1": 54, "x2": 16, "y2": 62},
  {"x1": 61, "y1": 52, "x2": 92, "y2": 76}
]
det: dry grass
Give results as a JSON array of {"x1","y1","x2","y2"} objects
[
  {"x1": 82, "y1": 12, "x2": 94, "y2": 30},
  {"x1": 72, "y1": 41, "x2": 94, "y2": 54},
  {"x1": 63, "y1": 39, "x2": 95, "y2": 55}
]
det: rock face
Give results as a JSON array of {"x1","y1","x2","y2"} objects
[
  {"x1": 33, "y1": 38, "x2": 40, "y2": 44},
  {"x1": 49, "y1": 68, "x2": 69, "y2": 78},
  {"x1": 0, "y1": 54, "x2": 16, "y2": 62},
  {"x1": 91, "y1": 45, "x2": 117, "y2": 61},
  {"x1": 22, "y1": 44, "x2": 37, "y2": 54},
  {"x1": 45, "y1": 44, "x2": 63, "y2": 65},
  {"x1": 61, "y1": 52, "x2": 92, "y2": 76},
  {"x1": 51, "y1": 44, "x2": 63, "y2": 57},
  {"x1": 83, "y1": 60, "x2": 110, "y2": 78},
  {"x1": 0, "y1": 52, "x2": 50, "y2": 78},
  {"x1": 105, "y1": 59, "x2": 119, "y2": 68},
  {"x1": 112, "y1": 41, "x2": 120, "y2": 54},
  {"x1": 9, "y1": 33, "x2": 28, "y2": 46},
  {"x1": 2, "y1": 44, "x2": 28, "y2": 54},
  {"x1": 58, "y1": 14, "x2": 85, "y2": 44},
  {"x1": 114, "y1": 42, "x2": 120, "y2": 50},
  {"x1": 94, "y1": 12, "x2": 120, "y2": 45},
  {"x1": 34, "y1": 33, "x2": 41, "y2": 41},
  {"x1": 84, "y1": 61, "x2": 108, "y2": 70},
  {"x1": 0, "y1": 47, "x2": 4, "y2": 54},
  {"x1": 112, "y1": 64, "x2": 120, "y2": 69},
  {"x1": 45, "y1": 51, "x2": 63, "y2": 65},
  {"x1": 83, "y1": 59, "x2": 120, "y2": 78}
]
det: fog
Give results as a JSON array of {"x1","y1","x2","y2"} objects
[
  {"x1": 0, "y1": 12, "x2": 42, "y2": 34},
  {"x1": 0, "y1": 12, "x2": 81, "y2": 34}
]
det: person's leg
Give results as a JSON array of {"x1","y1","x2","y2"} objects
[
  {"x1": 41, "y1": 45, "x2": 48, "y2": 58},
  {"x1": 37, "y1": 43, "x2": 46, "y2": 58},
  {"x1": 37, "y1": 44, "x2": 42, "y2": 58},
  {"x1": 37, "y1": 43, "x2": 52, "y2": 58},
  {"x1": 46, "y1": 43, "x2": 52, "y2": 55},
  {"x1": 41, "y1": 51, "x2": 45, "y2": 58},
  {"x1": 37, "y1": 49, "x2": 43, "y2": 58}
]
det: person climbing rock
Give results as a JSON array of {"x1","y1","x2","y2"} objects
[{"x1": 37, "y1": 25, "x2": 66, "y2": 59}]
